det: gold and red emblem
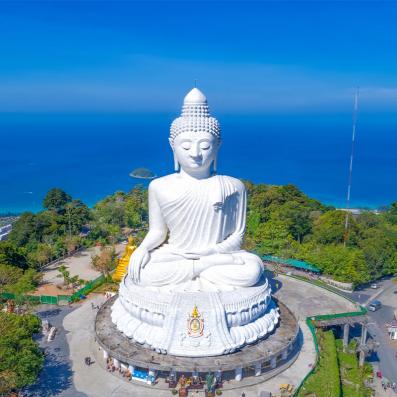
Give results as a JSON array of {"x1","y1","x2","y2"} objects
[{"x1": 187, "y1": 305, "x2": 204, "y2": 338}]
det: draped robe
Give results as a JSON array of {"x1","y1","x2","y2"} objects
[{"x1": 138, "y1": 175, "x2": 263, "y2": 291}]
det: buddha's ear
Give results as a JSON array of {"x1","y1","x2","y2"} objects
[
  {"x1": 173, "y1": 154, "x2": 180, "y2": 172},
  {"x1": 213, "y1": 155, "x2": 218, "y2": 173},
  {"x1": 213, "y1": 141, "x2": 221, "y2": 173},
  {"x1": 169, "y1": 138, "x2": 179, "y2": 171}
]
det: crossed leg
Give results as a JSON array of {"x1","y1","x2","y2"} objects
[{"x1": 138, "y1": 251, "x2": 263, "y2": 288}]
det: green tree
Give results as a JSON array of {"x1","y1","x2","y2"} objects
[
  {"x1": 273, "y1": 202, "x2": 312, "y2": 243},
  {"x1": 296, "y1": 243, "x2": 370, "y2": 285},
  {"x1": 312, "y1": 210, "x2": 358, "y2": 245},
  {"x1": 253, "y1": 219, "x2": 293, "y2": 256},
  {"x1": 358, "y1": 232, "x2": 397, "y2": 278},
  {"x1": 89, "y1": 186, "x2": 148, "y2": 243},
  {"x1": 0, "y1": 264, "x2": 41, "y2": 295},
  {"x1": 56, "y1": 265, "x2": 84, "y2": 290},
  {"x1": 7, "y1": 269, "x2": 42, "y2": 295},
  {"x1": 91, "y1": 246, "x2": 117, "y2": 277},
  {"x1": 0, "y1": 313, "x2": 43, "y2": 393},
  {"x1": 384, "y1": 253, "x2": 397, "y2": 275},
  {"x1": 34, "y1": 243, "x2": 54, "y2": 267},
  {"x1": 43, "y1": 188, "x2": 72, "y2": 213},
  {"x1": 8, "y1": 212, "x2": 38, "y2": 247},
  {"x1": 0, "y1": 264, "x2": 22, "y2": 293},
  {"x1": 0, "y1": 242, "x2": 29, "y2": 270},
  {"x1": 65, "y1": 200, "x2": 90, "y2": 236},
  {"x1": 385, "y1": 202, "x2": 397, "y2": 225}
]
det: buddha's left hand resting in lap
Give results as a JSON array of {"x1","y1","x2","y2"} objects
[{"x1": 127, "y1": 88, "x2": 263, "y2": 292}]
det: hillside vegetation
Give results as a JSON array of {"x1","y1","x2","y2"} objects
[
  {"x1": 1, "y1": 183, "x2": 396, "y2": 290},
  {"x1": 244, "y1": 182, "x2": 397, "y2": 285}
]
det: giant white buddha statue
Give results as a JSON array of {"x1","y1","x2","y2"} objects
[{"x1": 112, "y1": 88, "x2": 279, "y2": 357}]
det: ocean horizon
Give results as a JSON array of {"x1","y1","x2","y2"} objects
[{"x1": 1, "y1": 112, "x2": 396, "y2": 214}]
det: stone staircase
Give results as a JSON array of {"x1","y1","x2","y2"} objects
[{"x1": 112, "y1": 237, "x2": 136, "y2": 282}]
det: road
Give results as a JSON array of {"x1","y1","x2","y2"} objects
[
  {"x1": 345, "y1": 278, "x2": 397, "y2": 386},
  {"x1": 24, "y1": 304, "x2": 88, "y2": 397}
]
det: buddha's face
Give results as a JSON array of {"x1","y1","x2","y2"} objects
[{"x1": 172, "y1": 131, "x2": 219, "y2": 173}]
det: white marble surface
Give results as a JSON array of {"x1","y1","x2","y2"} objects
[
  {"x1": 112, "y1": 277, "x2": 279, "y2": 356},
  {"x1": 112, "y1": 88, "x2": 279, "y2": 356}
]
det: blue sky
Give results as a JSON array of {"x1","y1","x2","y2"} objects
[{"x1": 0, "y1": 1, "x2": 397, "y2": 114}]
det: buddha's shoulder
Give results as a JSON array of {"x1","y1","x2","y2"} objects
[
  {"x1": 148, "y1": 174, "x2": 179, "y2": 191},
  {"x1": 215, "y1": 175, "x2": 246, "y2": 192}
]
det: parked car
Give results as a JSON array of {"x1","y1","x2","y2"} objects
[
  {"x1": 370, "y1": 283, "x2": 379, "y2": 289},
  {"x1": 367, "y1": 300, "x2": 382, "y2": 312}
]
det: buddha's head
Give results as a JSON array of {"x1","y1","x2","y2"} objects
[{"x1": 170, "y1": 88, "x2": 221, "y2": 177}]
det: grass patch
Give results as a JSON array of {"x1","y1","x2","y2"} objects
[
  {"x1": 335, "y1": 339, "x2": 373, "y2": 397},
  {"x1": 297, "y1": 329, "x2": 341, "y2": 397}
]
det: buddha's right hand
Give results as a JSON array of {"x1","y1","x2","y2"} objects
[{"x1": 129, "y1": 246, "x2": 150, "y2": 283}]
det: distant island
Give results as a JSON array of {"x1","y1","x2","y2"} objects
[{"x1": 129, "y1": 167, "x2": 157, "y2": 179}]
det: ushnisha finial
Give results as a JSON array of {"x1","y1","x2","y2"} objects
[
  {"x1": 184, "y1": 87, "x2": 207, "y2": 104},
  {"x1": 169, "y1": 88, "x2": 221, "y2": 146}
]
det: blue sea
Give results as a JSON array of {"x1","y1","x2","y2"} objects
[{"x1": 0, "y1": 112, "x2": 396, "y2": 214}]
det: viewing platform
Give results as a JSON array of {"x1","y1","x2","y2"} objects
[{"x1": 95, "y1": 295, "x2": 299, "y2": 382}]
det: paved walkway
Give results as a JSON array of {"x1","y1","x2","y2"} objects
[
  {"x1": 24, "y1": 305, "x2": 87, "y2": 397},
  {"x1": 42, "y1": 248, "x2": 102, "y2": 286},
  {"x1": 274, "y1": 275, "x2": 358, "y2": 319},
  {"x1": 57, "y1": 274, "x2": 358, "y2": 397},
  {"x1": 41, "y1": 244, "x2": 125, "y2": 286}
]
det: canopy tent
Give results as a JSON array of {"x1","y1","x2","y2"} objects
[{"x1": 262, "y1": 255, "x2": 321, "y2": 273}]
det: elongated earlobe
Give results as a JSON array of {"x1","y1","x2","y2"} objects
[
  {"x1": 213, "y1": 155, "x2": 218, "y2": 173},
  {"x1": 174, "y1": 154, "x2": 180, "y2": 172}
]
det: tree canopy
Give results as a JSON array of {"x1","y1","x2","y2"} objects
[
  {"x1": 43, "y1": 188, "x2": 72, "y2": 213},
  {"x1": 7, "y1": 189, "x2": 90, "y2": 269},
  {"x1": 0, "y1": 313, "x2": 43, "y2": 393},
  {"x1": 244, "y1": 182, "x2": 397, "y2": 285}
]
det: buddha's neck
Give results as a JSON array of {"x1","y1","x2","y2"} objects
[{"x1": 179, "y1": 168, "x2": 211, "y2": 181}]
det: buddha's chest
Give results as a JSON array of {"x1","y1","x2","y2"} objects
[{"x1": 160, "y1": 185, "x2": 238, "y2": 226}]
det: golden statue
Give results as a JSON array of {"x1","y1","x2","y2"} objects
[{"x1": 112, "y1": 236, "x2": 137, "y2": 282}]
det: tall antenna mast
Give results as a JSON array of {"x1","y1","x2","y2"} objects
[{"x1": 344, "y1": 88, "x2": 359, "y2": 246}]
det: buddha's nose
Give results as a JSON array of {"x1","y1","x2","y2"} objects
[{"x1": 189, "y1": 145, "x2": 201, "y2": 158}]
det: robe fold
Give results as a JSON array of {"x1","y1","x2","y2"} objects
[{"x1": 138, "y1": 175, "x2": 263, "y2": 290}]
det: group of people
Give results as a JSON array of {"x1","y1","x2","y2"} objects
[
  {"x1": 105, "y1": 357, "x2": 131, "y2": 379},
  {"x1": 381, "y1": 380, "x2": 396, "y2": 391}
]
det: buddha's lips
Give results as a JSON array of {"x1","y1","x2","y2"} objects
[{"x1": 188, "y1": 160, "x2": 202, "y2": 166}]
